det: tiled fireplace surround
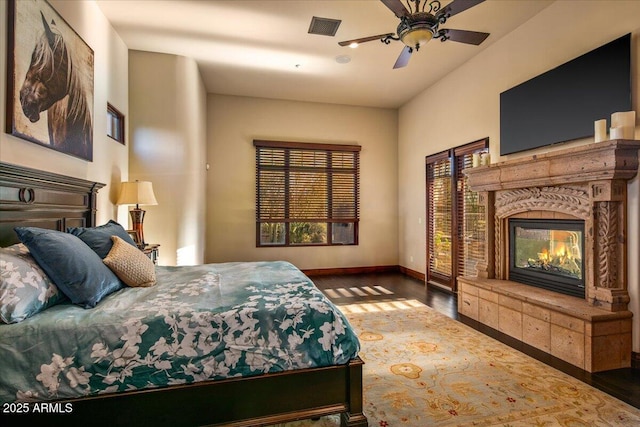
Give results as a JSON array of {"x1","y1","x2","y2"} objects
[{"x1": 458, "y1": 140, "x2": 640, "y2": 372}]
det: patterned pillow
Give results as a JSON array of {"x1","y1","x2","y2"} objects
[
  {"x1": 14, "y1": 227, "x2": 123, "y2": 309},
  {"x1": 103, "y1": 236, "x2": 156, "y2": 287},
  {"x1": 0, "y1": 244, "x2": 66, "y2": 323}
]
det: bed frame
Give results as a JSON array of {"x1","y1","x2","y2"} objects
[{"x1": 0, "y1": 161, "x2": 368, "y2": 427}]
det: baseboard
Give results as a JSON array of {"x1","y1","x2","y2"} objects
[
  {"x1": 399, "y1": 266, "x2": 425, "y2": 281},
  {"x1": 303, "y1": 265, "x2": 400, "y2": 276},
  {"x1": 304, "y1": 265, "x2": 427, "y2": 281},
  {"x1": 633, "y1": 351, "x2": 640, "y2": 370}
]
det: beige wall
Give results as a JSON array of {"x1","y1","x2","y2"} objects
[
  {"x1": 2, "y1": 0, "x2": 638, "y2": 351},
  {"x1": 206, "y1": 94, "x2": 398, "y2": 270},
  {"x1": 128, "y1": 51, "x2": 207, "y2": 266},
  {"x1": 398, "y1": 1, "x2": 640, "y2": 350},
  {"x1": 0, "y1": 0, "x2": 129, "y2": 225}
]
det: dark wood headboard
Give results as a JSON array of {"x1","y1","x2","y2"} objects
[{"x1": 0, "y1": 162, "x2": 105, "y2": 247}]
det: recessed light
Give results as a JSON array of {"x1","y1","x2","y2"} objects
[{"x1": 335, "y1": 55, "x2": 351, "y2": 64}]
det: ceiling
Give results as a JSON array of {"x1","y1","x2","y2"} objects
[{"x1": 95, "y1": 0, "x2": 553, "y2": 109}]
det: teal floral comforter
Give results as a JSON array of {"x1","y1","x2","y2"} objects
[{"x1": 0, "y1": 261, "x2": 360, "y2": 403}]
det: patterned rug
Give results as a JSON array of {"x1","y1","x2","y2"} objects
[{"x1": 277, "y1": 300, "x2": 640, "y2": 427}]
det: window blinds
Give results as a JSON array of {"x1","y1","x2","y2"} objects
[{"x1": 254, "y1": 140, "x2": 360, "y2": 246}]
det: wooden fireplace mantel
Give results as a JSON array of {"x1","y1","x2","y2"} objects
[
  {"x1": 457, "y1": 139, "x2": 640, "y2": 372},
  {"x1": 464, "y1": 139, "x2": 640, "y2": 191},
  {"x1": 463, "y1": 139, "x2": 640, "y2": 309}
]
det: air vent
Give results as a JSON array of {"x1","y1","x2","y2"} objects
[{"x1": 308, "y1": 16, "x2": 341, "y2": 37}]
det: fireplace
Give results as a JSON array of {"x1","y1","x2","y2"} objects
[
  {"x1": 509, "y1": 219, "x2": 585, "y2": 298},
  {"x1": 457, "y1": 140, "x2": 640, "y2": 372}
]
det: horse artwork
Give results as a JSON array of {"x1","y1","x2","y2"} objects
[{"x1": 6, "y1": 0, "x2": 94, "y2": 161}]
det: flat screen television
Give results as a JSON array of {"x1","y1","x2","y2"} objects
[{"x1": 500, "y1": 33, "x2": 631, "y2": 156}]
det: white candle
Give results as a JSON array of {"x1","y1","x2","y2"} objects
[
  {"x1": 472, "y1": 153, "x2": 480, "y2": 167},
  {"x1": 481, "y1": 152, "x2": 490, "y2": 166},
  {"x1": 594, "y1": 119, "x2": 607, "y2": 142},
  {"x1": 611, "y1": 111, "x2": 636, "y2": 139},
  {"x1": 610, "y1": 127, "x2": 623, "y2": 140}
]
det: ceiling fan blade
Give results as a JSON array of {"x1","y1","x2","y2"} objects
[
  {"x1": 381, "y1": 0, "x2": 410, "y2": 18},
  {"x1": 440, "y1": 28, "x2": 489, "y2": 45},
  {"x1": 439, "y1": 0, "x2": 485, "y2": 18},
  {"x1": 393, "y1": 46, "x2": 412, "y2": 69},
  {"x1": 338, "y1": 33, "x2": 396, "y2": 47}
]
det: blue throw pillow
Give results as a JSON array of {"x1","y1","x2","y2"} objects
[
  {"x1": 67, "y1": 220, "x2": 137, "y2": 259},
  {"x1": 14, "y1": 227, "x2": 123, "y2": 308}
]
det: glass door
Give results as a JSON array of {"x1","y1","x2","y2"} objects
[
  {"x1": 427, "y1": 152, "x2": 453, "y2": 288},
  {"x1": 426, "y1": 138, "x2": 488, "y2": 291}
]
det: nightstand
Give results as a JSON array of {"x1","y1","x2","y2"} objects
[{"x1": 142, "y1": 244, "x2": 160, "y2": 264}]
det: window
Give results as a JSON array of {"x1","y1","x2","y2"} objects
[
  {"x1": 426, "y1": 138, "x2": 488, "y2": 291},
  {"x1": 107, "y1": 103, "x2": 125, "y2": 144},
  {"x1": 254, "y1": 140, "x2": 360, "y2": 247}
]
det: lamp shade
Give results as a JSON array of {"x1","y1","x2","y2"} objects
[
  {"x1": 401, "y1": 27, "x2": 433, "y2": 49},
  {"x1": 117, "y1": 181, "x2": 158, "y2": 206}
]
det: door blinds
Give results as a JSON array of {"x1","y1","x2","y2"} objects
[
  {"x1": 427, "y1": 152, "x2": 453, "y2": 285},
  {"x1": 426, "y1": 138, "x2": 488, "y2": 290},
  {"x1": 454, "y1": 142, "x2": 487, "y2": 280}
]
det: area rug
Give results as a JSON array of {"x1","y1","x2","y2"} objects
[{"x1": 277, "y1": 300, "x2": 640, "y2": 427}]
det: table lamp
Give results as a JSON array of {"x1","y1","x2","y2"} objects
[{"x1": 117, "y1": 180, "x2": 157, "y2": 247}]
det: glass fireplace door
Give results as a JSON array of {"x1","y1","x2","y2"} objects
[{"x1": 509, "y1": 219, "x2": 585, "y2": 298}]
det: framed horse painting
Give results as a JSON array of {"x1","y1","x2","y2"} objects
[{"x1": 6, "y1": 0, "x2": 94, "y2": 161}]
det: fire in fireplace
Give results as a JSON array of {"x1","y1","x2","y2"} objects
[{"x1": 508, "y1": 219, "x2": 585, "y2": 298}]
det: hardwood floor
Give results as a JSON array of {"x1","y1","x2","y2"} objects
[{"x1": 310, "y1": 271, "x2": 640, "y2": 410}]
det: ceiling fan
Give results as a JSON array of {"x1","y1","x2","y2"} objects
[{"x1": 339, "y1": 0, "x2": 489, "y2": 69}]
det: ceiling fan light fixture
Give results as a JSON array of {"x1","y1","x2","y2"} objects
[
  {"x1": 348, "y1": 42, "x2": 359, "y2": 48},
  {"x1": 400, "y1": 27, "x2": 433, "y2": 49},
  {"x1": 337, "y1": 0, "x2": 489, "y2": 69},
  {"x1": 396, "y1": 11, "x2": 438, "y2": 51}
]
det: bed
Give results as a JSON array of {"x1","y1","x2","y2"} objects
[{"x1": 0, "y1": 162, "x2": 368, "y2": 427}]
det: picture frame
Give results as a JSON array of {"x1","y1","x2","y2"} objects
[
  {"x1": 5, "y1": 0, "x2": 94, "y2": 161},
  {"x1": 127, "y1": 230, "x2": 142, "y2": 247}
]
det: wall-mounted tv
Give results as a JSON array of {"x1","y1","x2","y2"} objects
[{"x1": 500, "y1": 34, "x2": 631, "y2": 156}]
